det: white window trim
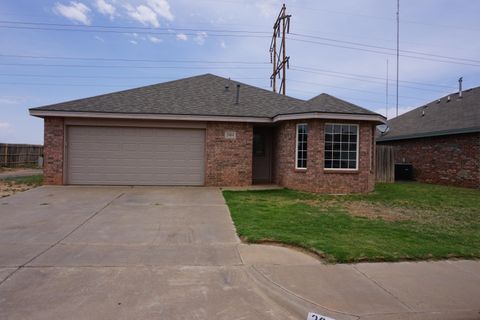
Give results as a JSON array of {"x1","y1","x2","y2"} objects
[
  {"x1": 324, "y1": 123, "x2": 360, "y2": 171},
  {"x1": 295, "y1": 123, "x2": 308, "y2": 170}
]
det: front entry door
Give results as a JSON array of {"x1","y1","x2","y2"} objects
[{"x1": 252, "y1": 128, "x2": 272, "y2": 184}]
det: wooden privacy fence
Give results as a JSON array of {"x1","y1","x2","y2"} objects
[
  {"x1": 0, "y1": 143, "x2": 43, "y2": 167},
  {"x1": 376, "y1": 145, "x2": 395, "y2": 183}
]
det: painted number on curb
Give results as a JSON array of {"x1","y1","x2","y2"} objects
[{"x1": 307, "y1": 312, "x2": 335, "y2": 320}]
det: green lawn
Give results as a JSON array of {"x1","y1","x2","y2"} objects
[
  {"x1": 223, "y1": 183, "x2": 480, "y2": 263},
  {"x1": 2, "y1": 174, "x2": 43, "y2": 186}
]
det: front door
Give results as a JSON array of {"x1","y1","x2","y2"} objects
[{"x1": 252, "y1": 128, "x2": 272, "y2": 184}]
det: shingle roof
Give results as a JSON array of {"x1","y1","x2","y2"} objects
[
  {"x1": 378, "y1": 86, "x2": 480, "y2": 141},
  {"x1": 30, "y1": 73, "x2": 382, "y2": 119}
]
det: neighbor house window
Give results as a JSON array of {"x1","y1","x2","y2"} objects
[
  {"x1": 296, "y1": 123, "x2": 308, "y2": 169},
  {"x1": 324, "y1": 124, "x2": 358, "y2": 170}
]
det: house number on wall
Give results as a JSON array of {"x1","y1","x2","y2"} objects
[{"x1": 224, "y1": 131, "x2": 237, "y2": 140}]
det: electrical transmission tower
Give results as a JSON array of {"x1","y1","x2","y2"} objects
[{"x1": 270, "y1": 4, "x2": 291, "y2": 95}]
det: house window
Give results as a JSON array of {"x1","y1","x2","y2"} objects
[
  {"x1": 296, "y1": 123, "x2": 308, "y2": 169},
  {"x1": 324, "y1": 124, "x2": 358, "y2": 170}
]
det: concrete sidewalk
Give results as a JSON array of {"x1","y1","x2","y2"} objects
[{"x1": 240, "y1": 244, "x2": 480, "y2": 320}]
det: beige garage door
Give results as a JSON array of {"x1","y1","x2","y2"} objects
[{"x1": 67, "y1": 126, "x2": 205, "y2": 185}]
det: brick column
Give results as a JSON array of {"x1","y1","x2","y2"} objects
[{"x1": 43, "y1": 117, "x2": 64, "y2": 185}]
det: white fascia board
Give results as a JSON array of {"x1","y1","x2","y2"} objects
[{"x1": 30, "y1": 110, "x2": 386, "y2": 124}]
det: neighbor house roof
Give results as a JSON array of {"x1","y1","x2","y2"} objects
[
  {"x1": 30, "y1": 73, "x2": 385, "y2": 123},
  {"x1": 377, "y1": 86, "x2": 480, "y2": 142}
]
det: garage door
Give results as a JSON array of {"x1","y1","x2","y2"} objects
[{"x1": 67, "y1": 126, "x2": 205, "y2": 185}]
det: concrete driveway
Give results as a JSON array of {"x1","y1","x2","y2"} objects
[{"x1": 1, "y1": 186, "x2": 479, "y2": 320}]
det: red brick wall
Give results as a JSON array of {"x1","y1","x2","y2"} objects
[
  {"x1": 43, "y1": 117, "x2": 64, "y2": 185},
  {"x1": 273, "y1": 120, "x2": 376, "y2": 194},
  {"x1": 205, "y1": 122, "x2": 253, "y2": 186},
  {"x1": 379, "y1": 133, "x2": 480, "y2": 188}
]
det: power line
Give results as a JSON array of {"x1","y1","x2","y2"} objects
[
  {"x1": 288, "y1": 79, "x2": 425, "y2": 101},
  {"x1": 289, "y1": 33, "x2": 480, "y2": 64},
  {"x1": 0, "y1": 25, "x2": 270, "y2": 38},
  {"x1": 0, "y1": 20, "x2": 270, "y2": 34},
  {"x1": 0, "y1": 73, "x2": 267, "y2": 81},
  {"x1": 0, "y1": 53, "x2": 269, "y2": 65},
  {"x1": 288, "y1": 38, "x2": 480, "y2": 67},
  {"x1": 290, "y1": 68, "x2": 450, "y2": 93},
  {"x1": 292, "y1": 65, "x2": 455, "y2": 89},
  {"x1": 1, "y1": 20, "x2": 479, "y2": 66},
  {"x1": 0, "y1": 63, "x2": 269, "y2": 70}
]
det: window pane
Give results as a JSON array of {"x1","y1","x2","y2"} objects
[
  {"x1": 296, "y1": 124, "x2": 308, "y2": 168},
  {"x1": 324, "y1": 124, "x2": 359, "y2": 170}
]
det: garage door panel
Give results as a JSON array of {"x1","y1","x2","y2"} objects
[{"x1": 67, "y1": 126, "x2": 205, "y2": 185}]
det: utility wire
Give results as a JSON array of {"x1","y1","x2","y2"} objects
[
  {"x1": 0, "y1": 63, "x2": 269, "y2": 70},
  {"x1": 290, "y1": 68, "x2": 449, "y2": 93},
  {"x1": 288, "y1": 38, "x2": 480, "y2": 67},
  {"x1": 289, "y1": 33, "x2": 480, "y2": 64},
  {"x1": 0, "y1": 20, "x2": 270, "y2": 34},
  {"x1": 0, "y1": 20, "x2": 478, "y2": 65},
  {"x1": 0, "y1": 53, "x2": 270, "y2": 64},
  {"x1": 288, "y1": 79, "x2": 426, "y2": 101},
  {"x1": 292, "y1": 65, "x2": 455, "y2": 89}
]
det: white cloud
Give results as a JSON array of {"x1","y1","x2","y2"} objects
[
  {"x1": 148, "y1": 35, "x2": 162, "y2": 43},
  {"x1": 147, "y1": 0, "x2": 174, "y2": 21},
  {"x1": 220, "y1": 40, "x2": 226, "y2": 49},
  {"x1": 176, "y1": 33, "x2": 188, "y2": 41},
  {"x1": 124, "y1": 0, "x2": 173, "y2": 27},
  {"x1": 129, "y1": 39, "x2": 138, "y2": 45},
  {"x1": 0, "y1": 122, "x2": 11, "y2": 130},
  {"x1": 94, "y1": 35, "x2": 105, "y2": 42},
  {"x1": 53, "y1": 1, "x2": 91, "y2": 25},
  {"x1": 126, "y1": 4, "x2": 159, "y2": 27},
  {"x1": 255, "y1": 0, "x2": 280, "y2": 18},
  {"x1": 94, "y1": 0, "x2": 116, "y2": 19},
  {"x1": 193, "y1": 31, "x2": 207, "y2": 45}
]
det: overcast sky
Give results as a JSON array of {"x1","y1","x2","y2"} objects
[{"x1": 1, "y1": 0, "x2": 479, "y2": 144}]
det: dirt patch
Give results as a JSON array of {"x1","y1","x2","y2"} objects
[
  {"x1": 344, "y1": 201, "x2": 410, "y2": 222},
  {"x1": 0, "y1": 181, "x2": 37, "y2": 198}
]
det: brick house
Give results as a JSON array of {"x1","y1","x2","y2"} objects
[
  {"x1": 377, "y1": 86, "x2": 480, "y2": 189},
  {"x1": 30, "y1": 74, "x2": 385, "y2": 194}
]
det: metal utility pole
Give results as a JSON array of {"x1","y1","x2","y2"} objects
[
  {"x1": 396, "y1": 0, "x2": 400, "y2": 117},
  {"x1": 270, "y1": 4, "x2": 291, "y2": 95},
  {"x1": 386, "y1": 59, "x2": 389, "y2": 119}
]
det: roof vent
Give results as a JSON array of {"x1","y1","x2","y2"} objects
[
  {"x1": 421, "y1": 105, "x2": 427, "y2": 117},
  {"x1": 458, "y1": 77, "x2": 463, "y2": 99},
  {"x1": 235, "y1": 84, "x2": 240, "y2": 104},
  {"x1": 447, "y1": 95, "x2": 451, "y2": 102},
  {"x1": 436, "y1": 99, "x2": 441, "y2": 104},
  {"x1": 225, "y1": 85, "x2": 229, "y2": 92}
]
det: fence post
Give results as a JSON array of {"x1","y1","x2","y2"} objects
[{"x1": 3, "y1": 144, "x2": 7, "y2": 167}]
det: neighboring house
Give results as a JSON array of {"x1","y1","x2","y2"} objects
[
  {"x1": 29, "y1": 74, "x2": 385, "y2": 194},
  {"x1": 377, "y1": 86, "x2": 480, "y2": 188}
]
